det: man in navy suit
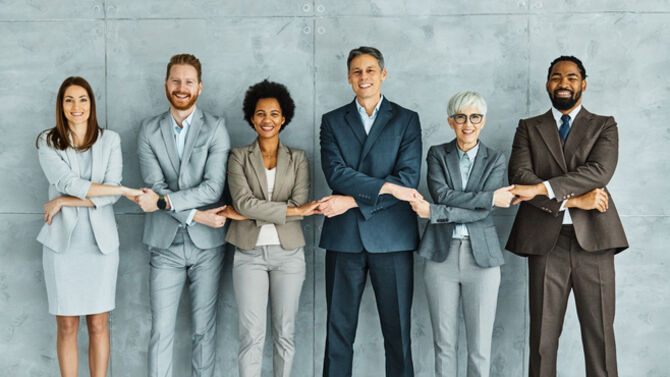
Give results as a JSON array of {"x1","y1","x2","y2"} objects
[{"x1": 318, "y1": 46, "x2": 422, "y2": 377}]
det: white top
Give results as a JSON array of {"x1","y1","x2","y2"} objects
[{"x1": 255, "y1": 167, "x2": 282, "y2": 246}]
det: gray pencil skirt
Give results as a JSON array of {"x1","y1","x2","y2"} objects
[{"x1": 43, "y1": 245, "x2": 119, "y2": 316}]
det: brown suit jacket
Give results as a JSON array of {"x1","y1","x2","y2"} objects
[
  {"x1": 225, "y1": 140, "x2": 310, "y2": 251},
  {"x1": 506, "y1": 108, "x2": 628, "y2": 256}
]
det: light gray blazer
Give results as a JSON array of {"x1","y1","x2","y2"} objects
[
  {"x1": 417, "y1": 139, "x2": 507, "y2": 267},
  {"x1": 225, "y1": 140, "x2": 309, "y2": 251},
  {"x1": 137, "y1": 108, "x2": 230, "y2": 250},
  {"x1": 36, "y1": 130, "x2": 122, "y2": 254}
]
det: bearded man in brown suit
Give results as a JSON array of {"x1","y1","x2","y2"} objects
[{"x1": 506, "y1": 56, "x2": 628, "y2": 377}]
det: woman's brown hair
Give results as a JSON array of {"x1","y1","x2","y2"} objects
[{"x1": 36, "y1": 76, "x2": 102, "y2": 151}]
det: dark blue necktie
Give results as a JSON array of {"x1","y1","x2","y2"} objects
[{"x1": 559, "y1": 114, "x2": 571, "y2": 142}]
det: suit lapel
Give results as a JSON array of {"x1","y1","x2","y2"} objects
[
  {"x1": 180, "y1": 108, "x2": 203, "y2": 177},
  {"x1": 535, "y1": 110, "x2": 568, "y2": 173},
  {"x1": 563, "y1": 107, "x2": 592, "y2": 162},
  {"x1": 159, "y1": 112, "x2": 181, "y2": 173},
  {"x1": 90, "y1": 132, "x2": 103, "y2": 182},
  {"x1": 465, "y1": 142, "x2": 488, "y2": 192},
  {"x1": 273, "y1": 142, "x2": 290, "y2": 201},
  {"x1": 445, "y1": 140, "x2": 463, "y2": 191},
  {"x1": 360, "y1": 98, "x2": 392, "y2": 162},
  {"x1": 249, "y1": 140, "x2": 269, "y2": 200},
  {"x1": 344, "y1": 101, "x2": 366, "y2": 145}
]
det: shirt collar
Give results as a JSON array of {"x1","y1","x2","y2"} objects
[
  {"x1": 456, "y1": 141, "x2": 479, "y2": 160},
  {"x1": 355, "y1": 95, "x2": 384, "y2": 118},
  {"x1": 551, "y1": 104, "x2": 582, "y2": 127},
  {"x1": 170, "y1": 106, "x2": 196, "y2": 134}
]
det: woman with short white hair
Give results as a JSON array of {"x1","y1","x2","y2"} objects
[{"x1": 410, "y1": 91, "x2": 515, "y2": 377}]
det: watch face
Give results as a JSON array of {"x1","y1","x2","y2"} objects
[{"x1": 157, "y1": 197, "x2": 166, "y2": 210}]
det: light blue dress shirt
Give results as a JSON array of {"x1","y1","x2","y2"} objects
[
  {"x1": 168, "y1": 107, "x2": 197, "y2": 225},
  {"x1": 542, "y1": 105, "x2": 582, "y2": 225},
  {"x1": 453, "y1": 143, "x2": 480, "y2": 239},
  {"x1": 355, "y1": 95, "x2": 384, "y2": 135}
]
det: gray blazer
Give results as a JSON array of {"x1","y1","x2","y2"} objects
[
  {"x1": 37, "y1": 130, "x2": 122, "y2": 254},
  {"x1": 137, "y1": 108, "x2": 230, "y2": 250},
  {"x1": 417, "y1": 139, "x2": 506, "y2": 267},
  {"x1": 225, "y1": 140, "x2": 309, "y2": 251}
]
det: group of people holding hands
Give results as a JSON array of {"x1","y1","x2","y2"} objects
[{"x1": 36, "y1": 46, "x2": 628, "y2": 377}]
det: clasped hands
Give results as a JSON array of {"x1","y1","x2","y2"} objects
[{"x1": 509, "y1": 183, "x2": 609, "y2": 212}]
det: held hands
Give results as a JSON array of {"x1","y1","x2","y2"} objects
[
  {"x1": 133, "y1": 188, "x2": 160, "y2": 212},
  {"x1": 288, "y1": 201, "x2": 322, "y2": 217},
  {"x1": 318, "y1": 195, "x2": 358, "y2": 218},
  {"x1": 121, "y1": 186, "x2": 144, "y2": 201},
  {"x1": 44, "y1": 197, "x2": 64, "y2": 225},
  {"x1": 510, "y1": 183, "x2": 548, "y2": 205},
  {"x1": 217, "y1": 205, "x2": 247, "y2": 220},
  {"x1": 410, "y1": 199, "x2": 430, "y2": 219},
  {"x1": 566, "y1": 188, "x2": 609, "y2": 212},
  {"x1": 494, "y1": 185, "x2": 516, "y2": 208},
  {"x1": 381, "y1": 182, "x2": 423, "y2": 202},
  {"x1": 194, "y1": 206, "x2": 228, "y2": 228}
]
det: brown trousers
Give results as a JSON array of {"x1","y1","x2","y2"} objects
[{"x1": 528, "y1": 225, "x2": 618, "y2": 377}]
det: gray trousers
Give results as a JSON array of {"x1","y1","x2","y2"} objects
[
  {"x1": 148, "y1": 229, "x2": 224, "y2": 377},
  {"x1": 233, "y1": 245, "x2": 306, "y2": 377},
  {"x1": 424, "y1": 239, "x2": 501, "y2": 377}
]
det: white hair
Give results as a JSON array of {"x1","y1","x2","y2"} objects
[{"x1": 447, "y1": 91, "x2": 487, "y2": 116}]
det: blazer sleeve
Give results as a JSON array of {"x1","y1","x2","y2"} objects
[
  {"x1": 508, "y1": 119, "x2": 563, "y2": 215},
  {"x1": 167, "y1": 120, "x2": 230, "y2": 212},
  {"x1": 136, "y1": 120, "x2": 193, "y2": 224},
  {"x1": 89, "y1": 131, "x2": 123, "y2": 208},
  {"x1": 357, "y1": 112, "x2": 423, "y2": 220},
  {"x1": 319, "y1": 113, "x2": 387, "y2": 207},
  {"x1": 547, "y1": 116, "x2": 619, "y2": 199},
  {"x1": 37, "y1": 133, "x2": 91, "y2": 200},
  {"x1": 427, "y1": 147, "x2": 495, "y2": 210},
  {"x1": 227, "y1": 150, "x2": 288, "y2": 225},
  {"x1": 429, "y1": 150, "x2": 506, "y2": 223}
]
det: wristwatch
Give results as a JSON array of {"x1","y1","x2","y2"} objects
[{"x1": 157, "y1": 195, "x2": 167, "y2": 210}]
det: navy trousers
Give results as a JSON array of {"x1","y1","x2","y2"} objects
[{"x1": 323, "y1": 250, "x2": 414, "y2": 377}]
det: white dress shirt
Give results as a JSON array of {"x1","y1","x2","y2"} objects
[{"x1": 355, "y1": 95, "x2": 384, "y2": 135}]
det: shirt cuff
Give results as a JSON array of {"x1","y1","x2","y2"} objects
[
  {"x1": 543, "y1": 181, "x2": 556, "y2": 199},
  {"x1": 186, "y1": 209, "x2": 197, "y2": 226},
  {"x1": 166, "y1": 194, "x2": 175, "y2": 211},
  {"x1": 558, "y1": 200, "x2": 568, "y2": 212}
]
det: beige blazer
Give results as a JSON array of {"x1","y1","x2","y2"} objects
[{"x1": 225, "y1": 140, "x2": 310, "y2": 251}]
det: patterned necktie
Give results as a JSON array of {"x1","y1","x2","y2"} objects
[
  {"x1": 559, "y1": 114, "x2": 571, "y2": 142},
  {"x1": 460, "y1": 153, "x2": 471, "y2": 190}
]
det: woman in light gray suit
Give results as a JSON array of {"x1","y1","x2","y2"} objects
[
  {"x1": 221, "y1": 80, "x2": 320, "y2": 377},
  {"x1": 410, "y1": 92, "x2": 515, "y2": 377},
  {"x1": 36, "y1": 76, "x2": 141, "y2": 377}
]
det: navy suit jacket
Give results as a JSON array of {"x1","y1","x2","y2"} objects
[{"x1": 319, "y1": 97, "x2": 422, "y2": 253}]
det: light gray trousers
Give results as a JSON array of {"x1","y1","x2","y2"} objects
[
  {"x1": 424, "y1": 238, "x2": 501, "y2": 377},
  {"x1": 233, "y1": 245, "x2": 306, "y2": 377},
  {"x1": 148, "y1": 229, "x2": 224, "y2": 377}
]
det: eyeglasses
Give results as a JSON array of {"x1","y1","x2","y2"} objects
[{"x1": 450, "y1": 113, "x2": 484, "y2": 125}]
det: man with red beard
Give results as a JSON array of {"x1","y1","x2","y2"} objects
[
  {"x1": 134, "y1": 53, "x2": 231, "y2": 377},
  {"x1": 507, "y1": 56, "x2": 628, "y2": 377}
]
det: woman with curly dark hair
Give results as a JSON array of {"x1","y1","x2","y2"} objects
[{"x1": 222, "y1": 79, "x2": 320, "y2": 377}]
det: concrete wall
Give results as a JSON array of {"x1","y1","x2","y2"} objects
[{"x1": 1, "y1": 1, "x2": 668, "y2": 376}]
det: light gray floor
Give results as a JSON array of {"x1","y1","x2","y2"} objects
[{"x1": 1, "y1": 1, "x2": 668, "y2": 376}]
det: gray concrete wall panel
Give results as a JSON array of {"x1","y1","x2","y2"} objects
[{"x1": 1, "y1": 1, "x2": 668, "y2": 377}]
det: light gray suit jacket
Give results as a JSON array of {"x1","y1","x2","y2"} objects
[
  {"x1": 417, "y1": 139, "x2": 506, "y2": 267},
  {"x1": 37, "y1": 130, "x2": 122, "y2": 254},
  {"x1": 137, "y1": 108, "x2": 230, "y2": 250},
  {"x1": 225, "y1": 140, "x2": 309, "y2": 251}
]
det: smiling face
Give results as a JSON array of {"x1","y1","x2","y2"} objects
[
  {"x1": 62, "y1": 85, "x2": 91, "y2": 128},
  {"x1": 448, "y1": 104, "x2": 486, "y2": 152},
  {"x1": 252, "y1": 97, "x2": 285, "y2": 140},
  {"x1": 546, "y1": 60, "x2": 587, "y2": 112},
  {"x1": 165, "y1": 64, "x2": 202, "y2": 111},
  {"x1": 347, "y1": 54, "x2": 386, "y2": 101}
]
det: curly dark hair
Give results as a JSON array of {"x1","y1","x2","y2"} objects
[
  {"x1": 547, "y1": 56, "x2": 587, "y2": 80},
  {"x1": 242, "y1": 79, "x2": 295, "y2": 131}
]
